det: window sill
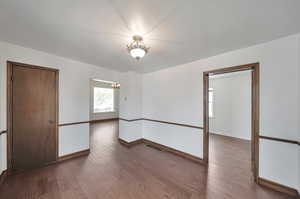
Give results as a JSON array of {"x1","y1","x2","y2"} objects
[{"x1": 93, "y1": 111, "x2": 116, "y2": 114}]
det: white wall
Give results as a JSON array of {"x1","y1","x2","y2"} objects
[
  {"x1": 89, "y1": 80, "x2": 119, "y2": 121},
  {"x1": 143, "y1": 121, "x2": 203, "y2": 157},
  {"x1": 0, "y1": 140, "x2": 1, "y2": 173},
  {"x1": 0, "y1": 134, "x2": 5, "y2": 174},
  {"x1": 298, "y1": 36, "x2": 300, "y2": 193},
  {"x1": 259, "y1": 139, "x2": 298, "y2": 190},
  {"x1": 59, "y1": 124, "x2": 90, "y2": 156},
  {"x1": 118, "y1": 71, "x2": 143, "y2": 142},
  {"x1": 0, "y1": 41, "x2": 120, "y2": 172},
  {"x1": 209, "y1": 71, "x2": 251, "y2": 140},
  {"x1": 298, "y1": 146, "x2": 300, "y2": 193},
  {"x1": 142, "y1": 34, "x2": 300, "y2": 190}
]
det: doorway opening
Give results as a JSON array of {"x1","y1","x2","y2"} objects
[
  {"x1": 203, "y1": 63, "x2": 259, "y2": 181},
  {"x1": 89, "y1": 79, "x2": 120, "y2": 150}
]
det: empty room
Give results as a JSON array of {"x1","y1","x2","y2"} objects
[{"x1": 0, "y1": 0, "x2": 300, "y2": 199}]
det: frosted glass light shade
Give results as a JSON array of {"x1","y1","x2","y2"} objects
[{"x1": 130, "y1": 48, "x2": 146, "y2": 59}]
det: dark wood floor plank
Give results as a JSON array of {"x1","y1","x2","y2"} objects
[{"x1": 0, "y1": 121, "x2": 295, "y2": 199}]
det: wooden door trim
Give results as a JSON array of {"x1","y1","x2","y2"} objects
[
  {"x1": 203, "y1": 62, "x2": 260, "y2": 182},
  {"x1": 259, "y1": 136, "x2": 299, "y2": 145},
  {"x1": 58, "y1": 118, "x2": 119, "y2": 127},
  {"x1": 7, "y1": 61, "x2": 59, "y2": 173}
]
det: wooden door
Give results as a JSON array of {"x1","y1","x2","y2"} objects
[{"x1": 10, "y1": 62, "x2": 58, "y2": 172}]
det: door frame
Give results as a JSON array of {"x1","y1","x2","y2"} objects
[
  {"x1": 7, "y1": 61, "x2": 59, "y2": 173},
  {"x1": 203, "y1": 62, "x2": 260, "y2": 181}
]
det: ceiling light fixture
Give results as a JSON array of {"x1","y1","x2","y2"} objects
[
  {"x1": 127, "y1": 35, "x2": 149, "y2": 61},
  {"x1": 111, "y1": 82, "x2": 120, "y2": 88}
]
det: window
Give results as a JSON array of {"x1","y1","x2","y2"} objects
[
  {"x1": 209, "y1": 88, "x2": 214, "y2": 118},
  {"x1": 93, "y1": 87, "x2": 114, "y2": 113}
]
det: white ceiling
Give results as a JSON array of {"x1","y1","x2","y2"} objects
[{"x1": 0, "y1": 0, "x2": 300, "y2": 73}]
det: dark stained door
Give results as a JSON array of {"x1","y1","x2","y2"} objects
[{"x1": 12, "y1": 64, "x2": 57, "y2": 172}]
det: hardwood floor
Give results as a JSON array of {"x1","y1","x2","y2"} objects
[{"x1": 0, "y1": 121, "x2": 295, "y2": 199}]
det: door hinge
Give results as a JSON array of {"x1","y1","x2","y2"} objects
[{"x1": 11, "y1": 76, "x2": 13, "y2": 81}]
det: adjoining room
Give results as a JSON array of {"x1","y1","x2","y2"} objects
[{"x1": 208, "y1": 70, "x2": 254, "y2": 186}]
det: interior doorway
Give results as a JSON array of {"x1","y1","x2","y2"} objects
[
  {"x1": 7, "y1": 61, "x2": 59, "y2": 173},
  {"x1": 203, "y1": 63, "x2": 260, "y2": 181}
]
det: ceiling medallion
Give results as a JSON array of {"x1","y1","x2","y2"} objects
[{"x1": 127, "y1": 35, "x2": 150, "y2": 61}]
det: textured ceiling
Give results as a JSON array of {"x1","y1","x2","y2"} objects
[{"x1": 0, "y1": 0, "x2": 300, "y2": 73}]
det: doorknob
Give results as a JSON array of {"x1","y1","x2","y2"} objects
[{"x1": 48, "y1": 120, "x2": 55, "y2": 124}]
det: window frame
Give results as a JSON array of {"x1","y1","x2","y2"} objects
[
  {"x1": 208, "y1": 88, "x2": 214, "y2": 118},
  {"x1": 93, "y1": 86, "x2": 115, "y2": 113}
]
